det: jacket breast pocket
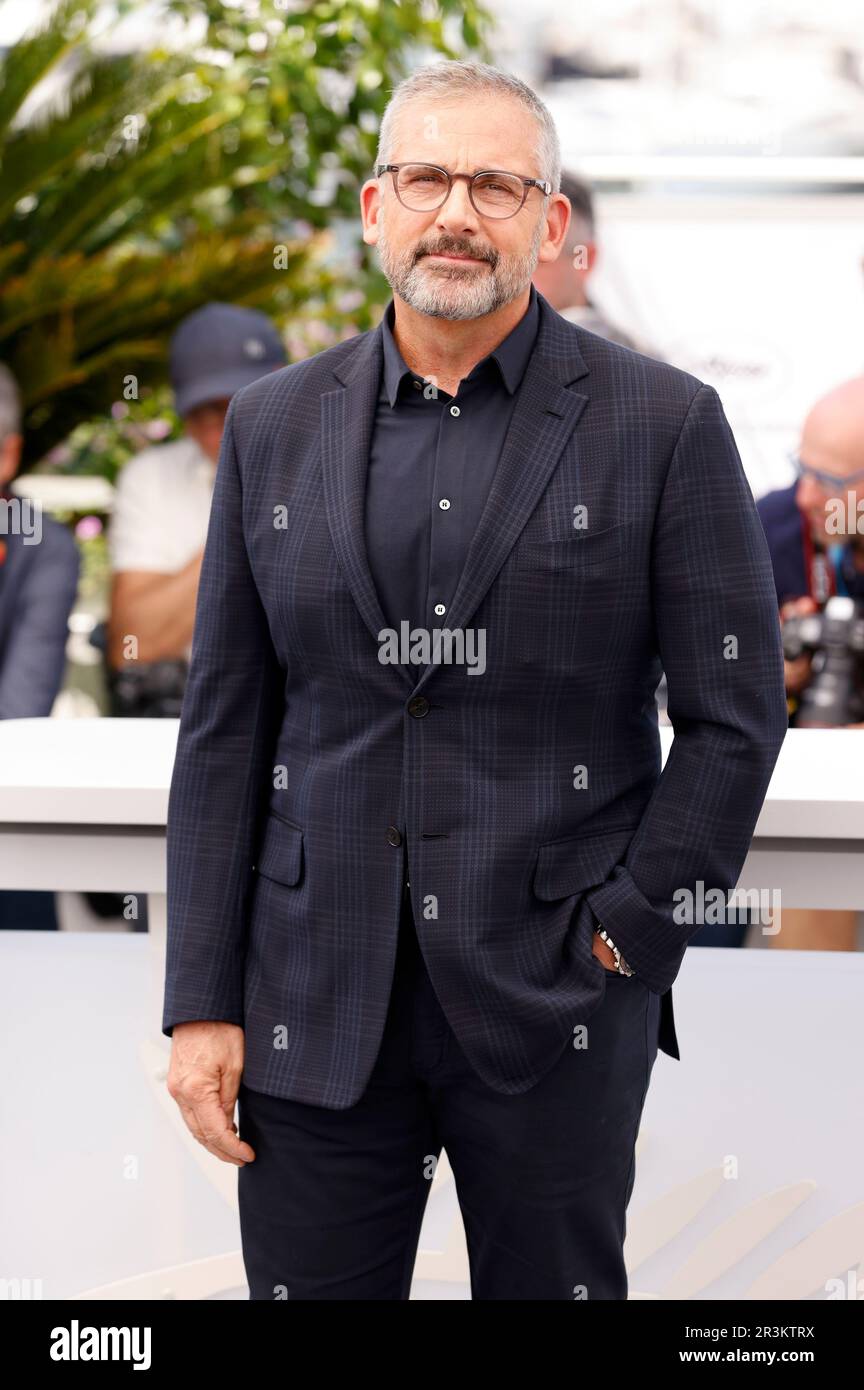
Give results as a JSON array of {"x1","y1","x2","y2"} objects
[
  {"x1": 533, "y1": 824, "x2": 636, "y2": 900},
  {"x1": 514, "y1": 521, "x2": 631, "y2": 573},
  {"x1": 254, "y1": 812, "x2": 304, "y2": 887}
]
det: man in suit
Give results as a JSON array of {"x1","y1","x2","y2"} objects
[
  {"x1": 0, "y1": 365, "x2": 79, "y2": 720},
  {"x1": 0, "y1": 363, "x2": 79, "y2": 930},
  {"x1": 163, "y1": 60, "x2": 788, "y2": 1300}
]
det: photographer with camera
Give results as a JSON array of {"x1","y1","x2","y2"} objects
[{"x1": 757, "y1": 375, "x2": 864, "y2": 950}]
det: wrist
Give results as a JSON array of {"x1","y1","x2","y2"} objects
[{"x1": 594, "y1": 923, "x2": 634, "y2": 976}]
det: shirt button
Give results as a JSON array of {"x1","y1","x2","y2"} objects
[
  {"x1": 407, "y1": 696, "x2": 430, "y2": 718},
  {"x1": 387, "y1": 826, "x2": 402, "y2": 847},
  {"x1": 413, "y1": 379, "x2": 422, "y2": 389},
  {"x1": 439, "y1": 498, "x2": 451, "y2": 510},
  {"x1": 434, "y1": 603, "x2": 446, "y2": 616},
  {"x1": 449, "y1": 405, "x2": 460, "y2": 417}
]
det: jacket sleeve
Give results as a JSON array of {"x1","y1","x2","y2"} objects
[
  {"x1": 584, "y1": 383, "x2": 789, "y2": 993},
  {"x1": 162, "y1": 394, "x2": 284, "y2": 1035},
  {"x1": 0, "y1": 520, "x2": 79, "y2": 719}
]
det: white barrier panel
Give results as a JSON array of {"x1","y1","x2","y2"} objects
[{"x1": 1, "y1": 933, "x2": 861, "y2": 1300}]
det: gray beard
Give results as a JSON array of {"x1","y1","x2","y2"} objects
[{"x1": 376, "y1": 215, "x2": 545, "y2": 321}]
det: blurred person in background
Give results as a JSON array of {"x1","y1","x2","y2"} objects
[
  {"x1": 0, "y1": 363, "x2": 79, "y2": 930},
  {"x1": 758, "y1": 376, "x2": 864, "y2": 615},
  {"x1": 532, "y1": 170, "x2": 662, "y2": 358},
  {"x1": 106, "y1": 303, "x2": 286, "y2": 716},
  {"x1": 756, "y1": 375, "x2": 864, "y2": 952}
]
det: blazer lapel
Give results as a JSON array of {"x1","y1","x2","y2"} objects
[{"x1": 320, "y1": 324, "x2": 414, "y2": 690}]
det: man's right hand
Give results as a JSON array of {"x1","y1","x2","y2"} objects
[
  {"x1": 780, "y1": 596, "x2": 817, "y2": 695},
  {"x1": 166, "y1": 1020, "x2": 255, "y2": 1166}
]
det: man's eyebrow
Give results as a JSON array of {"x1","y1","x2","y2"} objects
[{"x1": 406, "y1": 163, "x2": 515, "y2": 174}]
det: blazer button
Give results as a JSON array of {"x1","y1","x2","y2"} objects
[
  {"x1": 407, "y1": 696, "x2": 430, "y2": 718},
  {"x1": 387, "y1": 826, "x2": 402, "y2": 846}
]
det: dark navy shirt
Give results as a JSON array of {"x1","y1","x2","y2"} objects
[{"x1": 364, "y1": 284, "x2": 540, "y2": 644}]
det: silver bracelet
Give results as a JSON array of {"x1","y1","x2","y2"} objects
[{"x1": 595, "y1": 925, "x2": 635, "y2": 976}]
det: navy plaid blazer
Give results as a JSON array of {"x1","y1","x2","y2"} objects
[{"x1": 162, "y1": 291, "x2": 788, "y2": 1108}]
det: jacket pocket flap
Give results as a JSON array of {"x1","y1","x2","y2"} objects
[
  {"x1": 533, "y1": 825, "x2": 635, "y2": 901},
  {"x1": 515, "y1": 521, "x2": 633, "y2": 570},
  {"x1": 255, "y1": 814, "x2": 304, "y2": 887}
]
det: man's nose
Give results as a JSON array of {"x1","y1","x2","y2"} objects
[{"x1": 434, "y1": 177, "x2": 480, "y2": 235}]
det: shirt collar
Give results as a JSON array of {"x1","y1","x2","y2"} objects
[{"x1": 380, "y1": 282, "x2": 540, "y2": 408}]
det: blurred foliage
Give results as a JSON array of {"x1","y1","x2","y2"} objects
[
  {"x1": 0, "y1": 0, "x2": 493, "y2": 472},
  {"x1": 42, "y1": 382, "x2": 181, "y2": 483}
]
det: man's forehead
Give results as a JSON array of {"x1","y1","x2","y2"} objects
[{"x1": 391, "y1": 98, "x2": 537, "y2": 163}]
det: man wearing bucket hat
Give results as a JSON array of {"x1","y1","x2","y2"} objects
[{"x1": 107, "y1": 304, "x2": 285, "y2": 676}]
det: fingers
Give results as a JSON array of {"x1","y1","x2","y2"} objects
[
  {"x1": 780, "y1": 595, "x2": 818, "y2": 621},
  {"x1": 219, "y1": 1069, "x2": 256, "y2": 1163},
  {"x1": 177, "y1": 1089, "x2": 255, "y2": 1166},
  {"x1": 784, "y1": 655, "x2": 812, "y2": 693},
  {"x1": 167, "y1": 1023, "x2": 256, "y2": 1166}
]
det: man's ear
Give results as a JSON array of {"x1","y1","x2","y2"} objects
[{"x1": 360, "y1": 177, "x2": 383, "y2": 247}]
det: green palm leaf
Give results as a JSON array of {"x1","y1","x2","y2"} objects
[{"x1": 1, "y1": 0, "x2": 493, "y2": 469}]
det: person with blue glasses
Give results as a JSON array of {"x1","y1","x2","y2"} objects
[{"x1": 756, "y1": 374, "x2": 864, "y2": 954}]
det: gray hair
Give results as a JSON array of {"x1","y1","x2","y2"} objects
[
  {"x1": 0, "y1": 364, "x2": 21, "y2": 445},
  {"x1": 375, "y1": 59, "x2": 561, "y2": 194}
]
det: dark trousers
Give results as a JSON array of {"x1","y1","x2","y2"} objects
[{"x1": 237, "y1": 880, "x2": 661, "y2": 1300}]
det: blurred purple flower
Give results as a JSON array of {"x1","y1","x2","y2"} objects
[
  {"x1": 146, "y1": 419, "x2": 173, "y2": 440},
  {"x1": 45, "y1": 444, "x2": 73, "y2": 466},
  {"x1": 75, "y1": 515, "x2": 103, "y2": 540},
  {"x1": 337, "y1": 290, "x2": 364, "y2": 312}
]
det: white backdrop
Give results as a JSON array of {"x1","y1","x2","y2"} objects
[{"x1": 589, "y1": 192, "x2": 864, "y2": 501}]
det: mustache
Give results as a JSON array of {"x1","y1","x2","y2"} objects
[{"x1": 415, "y1": 239, "x2": 497, "y2": 266}]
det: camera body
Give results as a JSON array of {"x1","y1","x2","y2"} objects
[
  {"x1": 107, "y1": 660, "x2": 188, "y2": 719},
  {"x1": 782, "y1": 595, "x2": 864, "y2": 726}
]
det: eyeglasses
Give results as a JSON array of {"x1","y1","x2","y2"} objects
[
  {"x1": 790, "y1": 452, "x2": 864, "y2": 490},
  {"x1": 376, "y1": 162, "x2": 552, "y2": 219}
]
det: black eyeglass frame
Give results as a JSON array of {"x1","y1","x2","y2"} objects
[{"x1": 376, "y1": 162, "x2": 553, "y2": 219}]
